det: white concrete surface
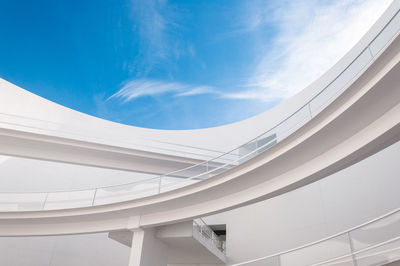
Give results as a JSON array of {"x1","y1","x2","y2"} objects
[
  {"x1": 1, "y1": 138, "x2": 399, "y2": 265},
  {"x1": 204, "y1": 139, "x2": 400, "y2": 265},
  {"x1": 0, "y1": 2, "x2": 399, "y2": 266},
  {"x1": 129, "y1": 228, "x2": 168, "y2": 266},
  {"x1": 0, "y1": 233, "x2": 130, "y2": 266}
]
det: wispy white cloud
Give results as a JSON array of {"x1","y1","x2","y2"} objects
[
  {"x1": 229, "y1": 0, "x2": 392, "y2": 101},
  {"x1": 128, "y1": 0, "x2": 195, "y2": 76},
  {"x1": 223, "y1": 88, "x2": 283, "y2": 102},
  {"x1": 231, "y1": 0, "x2": 277, "y2": 34},
  {"x1": 116, "y1": 0, "x2": 392, "y2": 105},
  {"x1": 175, "y1": 86, "x2": 216, "y2": 97},
  {"x1": 129, "y1": 0, "x2": 170, "y2": 75},
  {"x1": 188, "y1": 44, "x2": 196, "y2": 57},
  {"x1": 108, "y1": 79, "x2": 218, "y2": 103}
]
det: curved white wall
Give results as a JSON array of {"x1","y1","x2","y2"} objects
[
  {"x1": 0, "y1": 0, "x2": 398, "y2": 229},
  {"x1": 0, "y1": 155, "x2": 154, "y2": 192},
  {"x1": 0, "y1": 233, "x2": 130, "y2": 266},
  {"x1": 0, "y1": 0, "x2": 397, "y2": 192},
  {"x1": 1, "y1": 131, "x2": 399, "y2": 266},
  {"x1": 204, "y1": 139, "x2": 400, "y2": 265},
  {"x1": 0, "y1": 2, "x2": 399, "y2": 265}
]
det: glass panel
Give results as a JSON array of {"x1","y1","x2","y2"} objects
[
  {"x1": 44, "y1": 190, "x2": 95, "y2": 210},
  {"x1": 170, "y1": 163, "x2": 208, "y2": 179},
  {"x1": 168, "y1": 154, "x2": 238, "y2": 182},
  {"x1": 207, "y1": 163, "x2": 235, "y2": 178},
  {"x1": 318, "y1": 255, "x2": 355, "y2": 266},
  {"x1": 256, "y1": 133, "x2": 277, "y2": 154},
  {"x1": 238, "y1": 133, "x2": 277, "y2": 161},
  {"x1": 94, "y1": 178, "x2": 160, "y2": 205},
  {"x1": 370, "y1": 11, "x2": 400, "y2": 56},
  {"x1": 0, "y1": 192, "x2": 46, "y2": 211},
  {"x1": 355, "y1": 238, "x2": 400, "y2": 266},
  {"x1": 350, "y1": 211, "x2": 400, "y2": 251},
  {"x1": 280, "y1": 234, "x2": 351, "y2": 266},
  {"x1": 238, "y1": 139, "x2": 258, "y2": 159},
  {"x1": 212, "y1": 151, "x2": 239, "y2": 165},
  {"x1": 236, "y1": 135, "x2": 277, "y2": 165},
  {"x1": 275, "y1": 105, "x2": 311, "y2": 142},
  {"x1": 160, "y1": 176, "x2": 200, "y2": 193},
  {"x1": 310, "y1": 48, "x2": 372, "y2": 116}
]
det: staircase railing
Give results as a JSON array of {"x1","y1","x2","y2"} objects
[{"x1": 193, "y1": 218, "x2": 226, "y2": 254}]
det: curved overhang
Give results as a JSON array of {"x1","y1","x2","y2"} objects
[
  {"x1": 0, "y1": 1, "x2": 399, "y2": 236},
  {"x1": 0, "y1": 2, "x2": 398, "y2": 166}
]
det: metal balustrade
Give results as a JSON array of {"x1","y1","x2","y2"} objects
[
  {"x1": 193, "y1": 218, "x2": 226, "y2": 254},
  {"x1": 230, "y1": 208, "x2": 400, "y2": 266},
  {"x1": 0, "y1": 6, "x2": 399, "y2": 211}
]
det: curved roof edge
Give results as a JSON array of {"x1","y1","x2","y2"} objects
[{"x1": 0, "y1": 1, "x2": 399, "y2": 157}]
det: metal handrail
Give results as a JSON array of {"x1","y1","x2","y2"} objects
[
  {"x1": 193, "y1": 218, "x2": 226, "y2": 254},
  {"x1": 230, "y1": 207, "x2": 400, "y2": 265},
  {"x1": 317, "y1": 245, "x2": 400, "y2": 266},
  {"x1": 310, "y1": 235, "x2": 400, "y2": 266}
]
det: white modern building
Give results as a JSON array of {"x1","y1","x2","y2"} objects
[{"x1": 1, "y1": 1, "x2": 400, "y2": 266}]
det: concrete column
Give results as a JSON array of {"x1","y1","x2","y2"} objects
[{"x1": 129, "y1": 228, "x2": 168, "y2": 266}]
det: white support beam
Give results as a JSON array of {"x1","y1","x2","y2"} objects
[{"x1": 129, "y1": 228, "x2": 168, "y2": 266}]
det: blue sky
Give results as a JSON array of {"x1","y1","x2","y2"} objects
[{"x1": 0, "y1": 0, "x2": 391, "y2": 129}]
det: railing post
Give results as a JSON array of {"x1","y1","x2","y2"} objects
[
  {"x1": 91, "y1": 188, "x2": 97, "y2": 206},
  {"x1": 158, "y1": 176, "x2": 162, "y2": 194},
  {"x1": 42, "y1": 192, "x2": 49, "y2": 210},
  {"x1": 255, "y1": 138, "x2": 259, "y2": 151},
  {"x1": 368, "y1": 46, "x2": 374, "y2": 59},
  {"x1": 347, "y1": 232, "x2": 358, "y2": 266},
  {"x1": 308, "y1": 103, "x2": 313, "y2": 119}
]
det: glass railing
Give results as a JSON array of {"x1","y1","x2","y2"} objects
[
  {"x1": 193, "y1": 218, "x2": 226, "y2": 254},
  {"x1": 0, "y1": 5, "x2": 399, "y2": 211},
  {"x1": 230, "y1": 208, "x2": 400, "y2": 266}
]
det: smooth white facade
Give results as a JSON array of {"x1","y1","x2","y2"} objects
[
  {"x1": 0, "y1": 1, "x2": 400, "y2": 266},
  {"x1": 0, "y1": 139, "x2": 399, "y2": 265}
]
